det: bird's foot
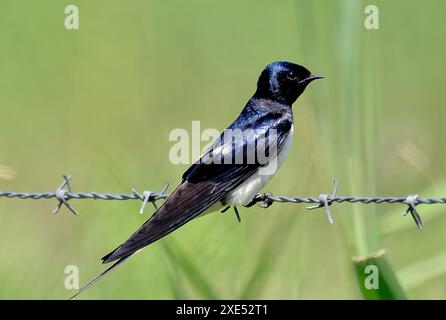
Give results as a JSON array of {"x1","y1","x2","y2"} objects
[
  {"x1": 244, "y1": 197, "x2": 258, "y2": 208},
  {"x1": 257, "y1": 193, "x2": 274, "y2": 208},
  {"x1": 244, "y1": 193, "x2": 274, "y2": 209}
]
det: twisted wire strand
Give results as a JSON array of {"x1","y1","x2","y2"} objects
[
  {"x1": 1, "y1": 175, "x2": 444, "y2": 229},
  {"x1": 261, "y1": 195, "x2": 446, "y2": 205},
  {"x1": 0, "y1": 191, "x2": 168, "y2": 201},
  {"x1": 2, "y1": 191, "x2": 446, "y2": 205}
]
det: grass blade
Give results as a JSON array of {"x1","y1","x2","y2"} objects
[
  {"x1": 398, "y1": 252, "x2": 446, "y2": 291},
  {"x1": 353, "y1": 250, "x2": 406, "y2": 299},
  {"x1": 161, "y1": 240, "x2": 219, "y2": 299}
]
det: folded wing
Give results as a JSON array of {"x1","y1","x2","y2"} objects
[{"x1": 102, "y1": 105, "x2": 293, "y2": 263}]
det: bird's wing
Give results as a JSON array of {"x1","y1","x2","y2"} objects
[
  {"x1": 70, "y1": 107, "x2": 293, "y2": 299},
  {"x1": 102, "y1": 108, "x2": 293, "y2": 263},
  {"x1": 70, "y1": 165, "x2": 259, "y2": 299},
  {"x1": 101, "y1": 167, "x2": 257, "y2": 263}
]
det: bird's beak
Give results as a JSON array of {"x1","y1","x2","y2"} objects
[{"x1": 299, "y1": 73, "x2": 324, "y2": 84}]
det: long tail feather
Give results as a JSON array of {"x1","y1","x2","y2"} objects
[{"x1": 68, "y1": 255, "x2": 132, "y2": 300}]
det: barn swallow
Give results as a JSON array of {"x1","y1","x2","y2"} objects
[{"x1": 70, "y1": 61, "x2": 323, "y2": 298}]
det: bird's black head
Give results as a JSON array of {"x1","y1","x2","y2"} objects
[{"x1": 253, "y1": 61, "x2": 323, "y2": 106}]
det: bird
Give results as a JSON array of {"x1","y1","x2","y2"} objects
[{"x1": 70, "y1": 61, "x2": 323, "y2": 299}]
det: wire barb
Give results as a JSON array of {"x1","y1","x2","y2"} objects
[
  {"x1": 307, "y1": 179, "x2": 338, "y2": 224},
  {"x1": 132, "y1": 183, "x2": 169, "y2": 214},
  {"x1": 404, "y1": 194, "x2": 424, "y2": 230},
  {"x1": 53, "y1": 175, "x2": 77, "y2": 215}
]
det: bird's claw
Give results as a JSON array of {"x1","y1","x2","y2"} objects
[
  {"x1": 258, "y1": 193, "x2": 274, "y2": 208},
  {"x1": 243, "y1": 193, "x2": 274, "y2": 208}
]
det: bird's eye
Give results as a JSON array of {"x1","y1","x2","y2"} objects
[{"x1": 286, "y1": 71, "x2": 297, "y2": 81}]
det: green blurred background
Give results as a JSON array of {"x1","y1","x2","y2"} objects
[{"x1": 0, "y1": 0, "x2": 445, "y2": 299}]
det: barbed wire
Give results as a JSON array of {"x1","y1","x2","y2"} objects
[{"x1": 1, "y1": 175, "x2": 444, "y2": 230}]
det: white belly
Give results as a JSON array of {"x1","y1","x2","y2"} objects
[{"x1": 225, "y1": 125, "x2": 294, "y2": 206}]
